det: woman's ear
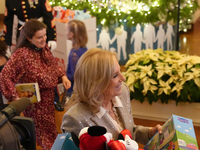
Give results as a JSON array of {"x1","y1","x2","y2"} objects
[
  {"x1": 27, "y1": 37, "x2": 31, "y2": 43},
  {"x1": 70, "y1": 32, "x2": 74, "y2": 39}
]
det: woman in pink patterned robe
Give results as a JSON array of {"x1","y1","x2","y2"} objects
[{"x1": 0, "y1": 19, "x2": 71, "y2": 150}]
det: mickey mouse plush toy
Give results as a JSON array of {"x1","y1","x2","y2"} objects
[{"x1": 71, "y1": 126, "x2": 142, "y2": 150}]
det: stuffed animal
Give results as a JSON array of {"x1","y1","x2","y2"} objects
[
  {"x1": 108, "y1": 129, "x2": 138, "y2": 150},
  {"x1": 74, "y1": 10, "x2": 91, "y2": 20},
  {"x1": 71, "y1": 126, "x2": 139, "y2": 150}
]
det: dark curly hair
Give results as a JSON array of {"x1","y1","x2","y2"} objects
[{"x1": 0, "y1": 40, "x2": 7, "y2": 56}]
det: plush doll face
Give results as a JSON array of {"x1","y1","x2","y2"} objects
[{"x1": 119, "y1": 135, "x2": 139, "y2": 150}]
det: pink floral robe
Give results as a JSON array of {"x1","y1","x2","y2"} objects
[{"x1": 0, "y1": 44, "x2": 65, "y2": 150}]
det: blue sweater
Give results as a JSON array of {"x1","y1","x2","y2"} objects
[{"x1": 66, "y1": 47, "x2": 87, "y2": 95}]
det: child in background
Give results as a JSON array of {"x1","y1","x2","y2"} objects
[
  {"x1": 54, "y1": 20, "x2": 87, "y2": 110},
  {"x1": 65, "y1": 19, "x2": 88, "y2": 96}
]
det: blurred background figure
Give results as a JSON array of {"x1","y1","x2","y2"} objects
[
  {"x1": 65, "y1": 19, "x2": 88, "y2": 96},
  {"x1": 55, "y1": 19, "x2": 88, "y2": 110},
  {"x1": 54, "y1": 19, "x2": 88, "y2": 111}
]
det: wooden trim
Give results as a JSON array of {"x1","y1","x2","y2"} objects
[{"x1": 131, "y1": 100, "x2": 200, "y2": 127}]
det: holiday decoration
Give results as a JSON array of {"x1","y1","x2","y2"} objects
[
  {"x1": 96, "y1": 21, "x2": 176, "y2": 64},
  {"x1": 123, "y1": 49, "x2": 200, "y2": 105},
  {"x1": 49, "y1": 0, "x2": 199, "y2": 32}
]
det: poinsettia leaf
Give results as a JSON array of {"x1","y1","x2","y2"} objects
[
  {"x1": 170, "y1": 91, "x2": 178, "y2": 101},
  {"x1": 151, "y1": 72, "x2": 157, "y2": 78},
  {"x1": 189, "y1": 85, "x2": 199, "y2": 101},
  {"x1": 124, "y1": 49, "x2": 200, "y2": 105},
  {"x1": 130, "y1": 88, "x2": 145, "y2": 103},
  {"x1": 175, "y1": 98, "x2": 181, "y2": 105},
  {"x1": 180, "y1": 87, "x2": 188, "y2": 102},
  {"x1": 146, "y1": 91, "x2": 159, "y2": 104},
  {"x1": 161, "y1": 74, "x2": 170, "y2": 82},
  {"x1": 195, "y1": 64, "x2": 200, "y2": 68},
  {"x1": 182, "y1": 84, "x2": 189, "y2": 99},
  {"x1": 189, "y1": 80, "x2": 195, "y2": 87},
  {"x1": 143, "y1": 58, "x2": 150, "y2": 64}
]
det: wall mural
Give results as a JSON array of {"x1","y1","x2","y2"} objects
[{"x1": 97, "y1": 22, "x2": 177, "y2": 65}]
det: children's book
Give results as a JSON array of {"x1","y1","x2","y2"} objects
[
  {"x1": 2, "y1": 83, "x2": 41, "y2": 104},
  {"x1": 15, "y1": 83, "x2": 41, "y2": 103},
  {"x1": 57, "y1": 83, "x2": 65, "y2": 95},
  {"x1": 144, "y1": 114, "x2": 199, "y2": 150}
]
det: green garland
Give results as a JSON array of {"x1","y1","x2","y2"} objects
[{"x1": 49, "y1": 0, "x2": 199, "y2": 30}]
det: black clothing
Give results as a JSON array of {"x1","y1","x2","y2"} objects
[{"x1": 4, "y1": 0, "x2": 56, "y2": 46}]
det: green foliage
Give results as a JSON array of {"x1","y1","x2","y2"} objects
[
  {"x1": 123, "y1": 49, "x2": 200, "y2": 105},
  {"x1": 49, "y1": 0, "x2": 199, "y2": 30}
]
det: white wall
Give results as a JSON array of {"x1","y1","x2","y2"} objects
[{"x1": 0, "y1": 0, "x2": 5, "y2": 14}]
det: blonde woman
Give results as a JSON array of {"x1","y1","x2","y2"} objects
[{"x1": 61, "y1": 48, "x2": 162, "y2": 145}]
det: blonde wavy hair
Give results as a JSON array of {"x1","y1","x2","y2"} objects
[
  {"x1": 69, "y1": 48, "x2": 118, "y2": 113},
  {"x1": 66, "y1": 19, "x2": 88, "y2": 50}
]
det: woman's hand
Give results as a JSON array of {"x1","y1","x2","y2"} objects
[
  {"x1": 12, "y1": 96, "x2": 20, "y2": 102},
  {"x1": 148, "y1": 124, "x2": 162, "y2": 138},
  {"x1": 62, "y1": 75, "x2": 71, "y2": 90}
]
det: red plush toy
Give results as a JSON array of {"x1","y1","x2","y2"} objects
[{"x1": 71, "y1": 126, "x2": 141, "y2": 150}]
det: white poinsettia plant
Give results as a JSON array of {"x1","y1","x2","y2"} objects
[{"x1": 123, "y1": 49, "x2": 200, "y2": 105}]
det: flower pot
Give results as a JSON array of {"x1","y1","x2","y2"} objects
[{"x1": 131, "y1": 99, "x2": 200, "y2": 127}]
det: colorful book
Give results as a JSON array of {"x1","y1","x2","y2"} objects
[
  {"x1": 14, "y1": 83, "x2": 41, "y2": 103},
  {"x1": 144, "y1": 114, "x2": 199, "y2": 150}
]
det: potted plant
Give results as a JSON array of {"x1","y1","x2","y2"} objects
[
  {"x1": 123, "y1": 49, "x2": 200, "y2": 126},
  {"x1": 123, "y1": 49, "x2": 200, "y2": 105}
]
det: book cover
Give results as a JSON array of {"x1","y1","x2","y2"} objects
[
  {"x1": 15, "y1": 83, "x2": 41, "y2": 103},
  {"x1": 51, "y1": 133, "x2": 80, "y2": 150},
  {"x1": 144, "y1": 114, "x2": 199, "y2": 150},
  {"x1": 57, "y1": 83, "x2": 65, "y2": 95}
]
